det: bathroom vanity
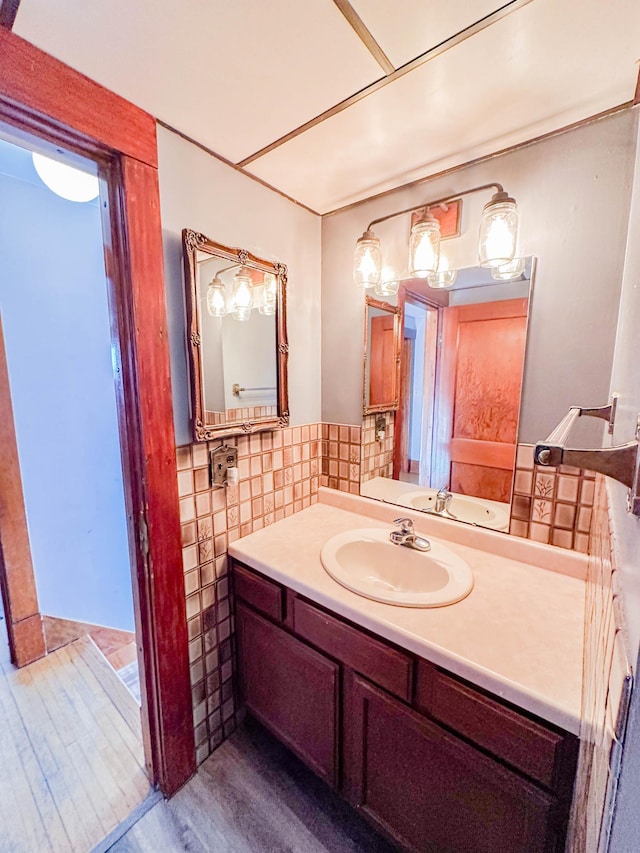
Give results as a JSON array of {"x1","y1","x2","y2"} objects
[{"x1": 229, "y1": 490, "x2": 585, "y2": 853}]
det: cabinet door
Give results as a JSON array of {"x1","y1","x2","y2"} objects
[
  {"x1": 236, "y1": 602, "x2": 339, "y2": 787},
  {"x1": 344, "y1": 674, "x2": 557, "y2": 853}
]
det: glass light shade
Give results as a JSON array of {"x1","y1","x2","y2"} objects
[
  {"x1": 353, "y1": 230, "x2": 382, "y2": 288},
  {"x1": 427, "y1": 251, "x2": 457, "y2": 289},
  {"x1": 409, "y1": 216, "x2": 441, "y2": 278},
  {"x1": 206, "y1": 278, "x2": 227, "y2": 317},
  {"x1": 32, "y1": 152, "x2": 100, "y2": 202},
  {"x1": 231, "y1": 267, "x2": 253, "y2": 311},
  {"x1": 233, "y1": 307, "x2": 252, "y2": 322},
  {"x1": 374, "y1": 279, "x2": 399, "y2": 298},
  {"x1": 478, "y1": 194, "x2": 518, "y2": 267},
  {"x1": 491, "y1": 256, "x2": 526, "y2": 281},
  {"x1": 259, "y1": 302, "x2": 276, "y2": 316}
]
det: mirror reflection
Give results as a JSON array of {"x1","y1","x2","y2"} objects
[
  {"x1": 363, "y1": 297, "x2": 401, "y2": 413},
  {"x1": 361, "y1": 258, "x2": 533, "y2": 532},
  {"x1": 182, "y1": 230, "x2": 289, "y2": 440}
]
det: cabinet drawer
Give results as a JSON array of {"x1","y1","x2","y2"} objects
[
  {"x1": 292, "y1": 597, "x2": 413, "y2": 701},
  {"x1": 233, "y1": 563, "x2": 283, "y2": 622},
  {"x1": 416, "y1": 661, "x2": 576, "y2": 792}
]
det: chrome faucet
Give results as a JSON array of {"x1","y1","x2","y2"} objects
[
  {"x1": 434, "y1": 485, "x2": 453, "y2": 514},
  {"x1": 389, "y1": 517, "x2": 431, "y2": 552}
]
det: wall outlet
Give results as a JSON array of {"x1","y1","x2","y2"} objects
[{"x1": 209, "y1": 444, "x2": 238, "y2": 486}]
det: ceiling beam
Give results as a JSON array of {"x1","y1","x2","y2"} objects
[
  {"x1": 238, "y1": 0, "x2": 535, "y2": 168},
  {"x1": 0, "y1": 0, "x2": 21, "y2": 30},
  {"x1": 332, "y1": 0, "x2": 394, "y2": 74}
]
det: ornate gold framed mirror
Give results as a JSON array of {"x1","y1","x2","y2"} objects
[{"x1": 182, "y1": 229, "x2": 289, "y2": 441}]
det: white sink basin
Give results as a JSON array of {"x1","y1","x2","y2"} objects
[
  {"x1": 396, "y1": 490, "x2": 510, "y2": 531},
  {"x1": 320, "y1": 528, "x2": 473, "y2": 607}
]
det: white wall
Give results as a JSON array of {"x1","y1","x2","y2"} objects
[
  {"x1": 321, "y1": 110, "x2": 637, "y2": 445},
  {"x1": 156, "y1": 127, "x2": 322, "y2": 446},
  {"x1": 0, "y1": 139, "x2": 133, "y2": 631},
  {"x1": 607, "y1": 106, "x2": 640, "y2": 852}
]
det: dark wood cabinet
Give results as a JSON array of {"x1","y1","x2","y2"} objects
[
  {"x1": 344, "y1": 673, "x2": 556, "y2": 853},
  {"x1": 233, "y1": 560, "x2": 577, "y2": 853},
  {"x1": 235, "y1": 602, "x2": 339, "y2": 787}
]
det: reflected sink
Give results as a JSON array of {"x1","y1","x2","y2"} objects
[
  {"x1": 396, "y1": 490, "x2": 510, "y2": 531},
  {"x1": 320, "y1": 528, "x2": 473, "y2": 607}
]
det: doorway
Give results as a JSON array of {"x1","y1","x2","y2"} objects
[{"x1": 0, "y1": 28, "x2": 195, "y2": 797}]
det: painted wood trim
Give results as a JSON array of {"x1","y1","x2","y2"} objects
[
  {"x1": 331, "y1": 0, "x2": 394, "y2": 74},
  {"x1": 0, "y1": 29, "x2": 157, "y2": 167},
  {"x1": 0, "y1": 319, "x2": 46, "y2": 667},
  {"x1": 111, "y1": 156, "x2": 196, "y2": 794},
  {"x1": 0, "y1": 0, "x2": 21, "y2": 29}
]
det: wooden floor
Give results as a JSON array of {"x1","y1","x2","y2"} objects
[
  {"x1": 109, "y1": 719, "x2": 395, "y2": 853},
  {"x1": 0, "y1": 620, "x2": 151, "y2": 852}
]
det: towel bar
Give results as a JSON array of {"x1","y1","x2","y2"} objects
[{"x1": 534, "y1": 396, "x2": 640, "y2": 516}]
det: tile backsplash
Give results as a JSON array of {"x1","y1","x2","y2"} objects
[
  {"x1": 509, "y1": 443, "x2": 595, "y2": 552},
  {"x1": 320, "y1": 422, "x2": 361, "y2": 493},
  {"x1": 360, "y1": 413, "x2": 395, "y2": 483},
  {"x1": 177, "y1": 424, "x2": 321, "y2": 764}
]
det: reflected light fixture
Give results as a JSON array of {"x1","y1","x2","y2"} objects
[
  {"x1": 353, "y1": 183, "x2": 518, "y2": 288},
  {"x1": 259, "y1": 272, "x2": 277, "y2": 315},
  {"x1": 32, "y1": 152, "x2": 100, "y2": 203},
  {"x1": 374, "y1": 279, "x2": 399, "y2": 298},
  {"x1": 491, "y1": 256, "x2": 526, "y2": 281},
  {"x1": 353, "y1": 230, "x2": 382, "y2": 288},
  {"x1": 230, "y1": 266, "x2": 254, "y2": 321},
  {"x1": 206, "y1": 277, "x2": 227, "y2": 317}
]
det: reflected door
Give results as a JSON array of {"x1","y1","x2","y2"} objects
[{"x1": 434, "y1": 298, "x2": 528, "y2": 502}]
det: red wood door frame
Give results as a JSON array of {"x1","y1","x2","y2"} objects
[{"x1": 0, "y1": 29, "x2": 195, "y2": 795}]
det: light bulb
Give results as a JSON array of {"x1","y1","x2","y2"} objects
[
  {"x1": 353, "y1": 230, "x2": 381, "y2": 288},
  {"x1": 409, "y1": 215, "x2": 440, "y2": 278},
  {"x1": 206, "y1": 278, "x2": 227, "y2": 317},
  {"x1": 492, "y1": 256, "x2": 526, "y2": 281},
  {"x1": 32, "y1": 152, "x2": 100, "y2": 203},
  {"x1": 478, "y1": 192, "x2": 518, "y2": 267}
]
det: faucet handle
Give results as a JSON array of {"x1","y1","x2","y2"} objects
[{"x1": 393, "y1": 517, "x2": 414, "y2": 534}]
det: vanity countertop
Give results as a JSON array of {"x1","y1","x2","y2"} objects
[{"x1": 228, "y1": 488, "x2": 585, "y2": 735}]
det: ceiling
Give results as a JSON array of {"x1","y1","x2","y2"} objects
[{"x1": 12, "y1": 0, "x2": 640, "y2": 214}]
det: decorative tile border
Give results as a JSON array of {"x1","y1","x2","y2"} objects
[
  {"x1": 360, "y1": 412, "x2": 395, "y2": 483},
  {"x1": 320, "y1": 423, "x2": 361, "y2": 493},
  {"x1": 176, "y1": 424, "x2": 321, "y2": 764},
  {"x1": 509, "y1": 443, "x2": 595, "y2": 552}
]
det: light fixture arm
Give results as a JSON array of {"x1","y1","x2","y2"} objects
[{"x1": 365, "y1": 182, "x2": 504, "y2": 231}]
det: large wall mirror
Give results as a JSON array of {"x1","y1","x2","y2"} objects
[
  {"x1": 361, "y1": 258, "x2": 533, "y2": 532},
  {"x1": 182, "y1": 229, "x2": 289, "y2": 441}
]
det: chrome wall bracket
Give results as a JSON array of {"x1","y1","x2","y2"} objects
[{"x1": 534, "y1": 396, "x2": 640, "y2": 517}]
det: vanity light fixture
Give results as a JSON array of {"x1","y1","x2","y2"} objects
[
  {"x1": 353, "y1": 183, "x2": 518, "y2": 288},
  {"x1": 491, "y1": 256, "x2": 526, "y2": 281}
]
